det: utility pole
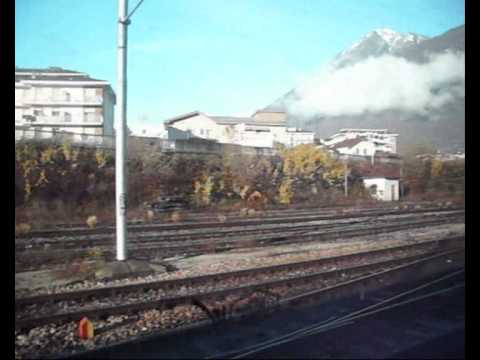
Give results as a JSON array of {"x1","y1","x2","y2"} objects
[
  {"x1": 399, "y1": 161, "x2": 404, "y2": 199},
  {"x1": 344, "y1": 158, "x2": 348, "y2": 198},
  {"x1": 115, "y1": 0, "x2": 145, "y2": 261},
  {"x1": 116, "y1": 0, "x2": 129, "y2": 261}
]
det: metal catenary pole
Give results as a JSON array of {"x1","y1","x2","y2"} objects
[
  {"x1": 116, "y1": 0, "x2": 129, "y2": 261},
  {"x1": 344, "y1": 157, "x2": 348, "y2": 198}
]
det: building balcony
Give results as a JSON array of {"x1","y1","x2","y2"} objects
[
  {"x1": 22, "y1": 96, "x2": 103, "y2": 106},
  {"x1": 22, "y1": 115, "x2": 103, "y2": 126},
  {"x1": 15, "y1": 100, "x2": 30, "y2": 108}
]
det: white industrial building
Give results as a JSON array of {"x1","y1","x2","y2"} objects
[
  {"x1": 131, "y1": 123, "x2": 168, "y2": 139},
  {"x1": 15, "y1": 67, "x2": 115, "y2": 142},
  {"x1": 322, "y1": 129, "x2": 398, "y2": 156},
  {"x1": 163, "y1": 110, "x2": 314, "y2": 148},
  {"x1": 363, "y1": 177, "x2": 400, "y2": 201}
]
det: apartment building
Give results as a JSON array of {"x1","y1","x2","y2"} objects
[
  {"x1": 15, "y1": 67, "x2": 115, "y2": 142},
  {"x1": 321, "y1": 129, "x2": 398, "y2": 156},
  {"x1": 164, "y1": 109, "x2": 314, "y2": 148}
]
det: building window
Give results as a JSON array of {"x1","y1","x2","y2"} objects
[
  {"x1": 84, "y1": 112, "x2": 95, "y2": 123},
  {"x1": 363, "y1": 148, "x2": 367, "y2": 155},
  {"x1": 15, "y1": 89, "x2": 23, "y2": 100},
  {"x1": 85, "y1": 88, "x2": 96, "y2": 101},
  {"x1": 34, "y1": 109, "x2": 44, "y2": 116},
  {"x1": 53, "y1": 88, "x2": 62, "y2": 100},
  {"x1": 64, "y1": 91, "x2": 71, "y2": 102},
  {"x1": 52, "y1": 111, "x2": 60, "y2": 117},
  {"x1": 64, "y1": 112, "x2": 71, "y2": 122}
]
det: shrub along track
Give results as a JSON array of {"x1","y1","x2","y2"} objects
[
  {"x1": 15, "y1": 236, "x2": 463, "y2": 331},
  {"x1": 15, "y1": 210, "x2": 464, "y2": 272}
]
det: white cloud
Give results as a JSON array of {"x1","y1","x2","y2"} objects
[{"x1": 286, "y1": 52, "x2": 465, "y2": 118}]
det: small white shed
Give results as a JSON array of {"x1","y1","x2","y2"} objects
[{"x1": 363, "y1": 177, "x2": 400, "y2": 201}]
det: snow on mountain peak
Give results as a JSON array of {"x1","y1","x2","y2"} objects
[
  {"x1": 373, "y1": 28, "x2": 398, "y2": 42},
  {"x1": 333, "y1": 27, "x2": 430, "y2": 68},
  {"x1": 369, "y1": 28, "x2": 427, "y2": 46}
]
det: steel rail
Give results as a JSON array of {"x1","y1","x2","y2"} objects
[
  {"x1": 16, "y1": 207, "x2": 464, "y2": 239},
  {"x1": 16, "y1": 236, "x2": 463, "y2": 307},
  {"x1": 15, "y1": 246, "x2": 464, "y2": 330},
  {"x1": 23, "y1": 203, "x2": 438, "y2": 231},
  {"x1": 14, "y1": 210, "x2": 464, "y2": 251},
  {"x1": 15, "y1": 215, "x2": 465, "y2": 272}
]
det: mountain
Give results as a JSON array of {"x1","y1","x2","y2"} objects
[
  {"x1": 398, "y1": 25, "x2": 465, "y2": 63},
  {"x1": 332, "y1": 28, "x2": 428, "y2": 68},
  {"x1": 267, "y1": 25, "x2": 465, "y2": 153}
]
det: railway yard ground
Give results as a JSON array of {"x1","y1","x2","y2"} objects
[{"x1": 14, "y1": 202, "x2": 465, "y2": 359}]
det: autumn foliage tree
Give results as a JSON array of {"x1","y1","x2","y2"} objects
[
  {"x1": 402, "y1": 144, "x2": 464, "y2": 199},
  {"x1": 278, "y1": 144, "x2": 345, "y2": 203},
  {"x1": 16, "y1": 140, "x2": 394, "y2": 225}
]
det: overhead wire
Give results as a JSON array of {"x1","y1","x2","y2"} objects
[
  {"x1": 231, "y1": 273, "x2": 464, "y2": 358},
  {"x1": 231, "y1": 282, "x2": 464, "y2": 359},
  {"x1": 205, "y1": 268, "x2": 464, "y2": 359}
]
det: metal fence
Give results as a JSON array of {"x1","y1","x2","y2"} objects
[
  {"x1": 129, "y1": 136, "x2": 278, "y2": 156},
  {"x1": 15, "y1": 128, "x2": 278, "y2": 156},
  {"x1": 15, "y1": 128, "x2": 115, "y2": 149}
]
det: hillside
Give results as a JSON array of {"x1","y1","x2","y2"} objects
[{"x1": 267, "y1": 25, "x2": 465, "y2": 153}]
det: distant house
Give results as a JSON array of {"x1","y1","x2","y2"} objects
[
  {"x1": 131, "y1": 123, "x2": 168, "y2": 139},
  {"x1": 363, "y1": 177, "x2": 400, "y2": 201},
  {"x1": 350, "y1": 161, "x2": 401, "y2": 201},
  {"x1": 416, "y1": 152, "x2": 466, "y2": 161},
  {"x1": 15, "y1": 67, "x2": 115, "y2": 142},
  {"x1": 322, "y1": 129, "x2": 398, "y2": 156},
  {"x1": 163, "y1": 109, "x2": 314, "y2": 148}
]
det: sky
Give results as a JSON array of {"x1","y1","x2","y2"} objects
[{"x1": 15, "y1": 0, "x2": 465, "y2": 131}]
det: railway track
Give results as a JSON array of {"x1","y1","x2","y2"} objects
[
  {"x1": 23, "y1": 202, "x2": 442, "y2": 232},
  {"x1": 15, "y1": 237, "x2": 464, "y2": 330},
  {"x1": 15, "y1": 213, "x2": 464, "y2": 273},
  {"x1": 14, "y1": 209, "x2": 464, "y2": 251},
  {"x1": 16, "y1": 206, "x2": 463, "y2": 239},
  {"x1": 15, "y1": 212, "x2": 464, "y2": 273},
  {"x1": 205, "y1": 269, "x2": 465, "y2": 360}
]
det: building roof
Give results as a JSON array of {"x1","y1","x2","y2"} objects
[
  {"x1": 363, "y1": 176, "x2": 400, "y2": 180},
  {"x1": 352, "y1": 162, "x2": 401, "y2": 179},
  {"x1": 286, "y1": 128, "x2": 314, "y2": 134},
  {"x1": 164, "y1": 111, "x2": 289, "y2": 128},
  {"x1": 339, "y1": 128, "x2": 388, "y2": 133},
  {"x1": 213, "y1": 116, "x2": 287, "y2": 127},
  {"x1": 375, "y1": 151, "x2": 401, "y2": 159},
  {"x1": 251, "y1": 108, "x2": 287, "y2": 116},
  {"x1": 210, "y1": 116, "x2": 255, "y2": 125},
  {"x1": 163, "y1": 111, "x2": 203, "y2": 125},
  {"x1": 15, "y1": 74, "x2": 107, "y2": 82},
  {"x1": 16, "y1": 66, "x2": 84, "y2": 74},
  {"x1": 330, "y1": 136, "x2": 368, "y2": 150},
  {"x1": 15, "y1": 67, "x2": 109, "y2": 83}
]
